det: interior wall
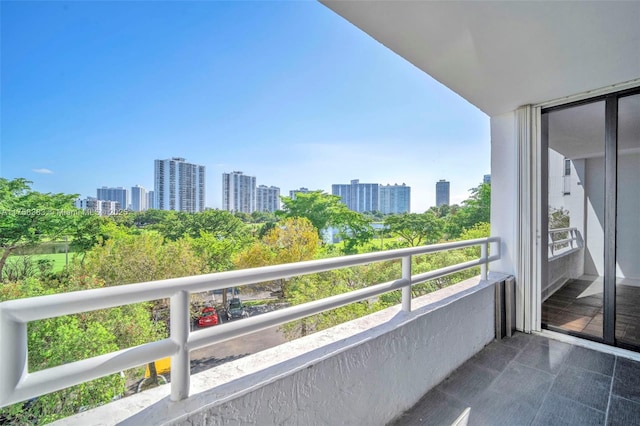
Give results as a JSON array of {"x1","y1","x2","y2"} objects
[
  {"x1": 617, "y1": 152, "x2": 640, "y2": 279},
  {"x1": 577, "y1": 153, "x2": 639, "y2": 279},
  {"x1": 583, "y1": 156, "x2": 605, "y2": 277}
]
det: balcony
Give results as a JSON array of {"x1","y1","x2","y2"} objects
[
  {"x1": 0, "y1": 238, "x2": 505, "y2": 423},
  {"x1": 3, "y1": 234, "x2": 640, "y2": 425}
]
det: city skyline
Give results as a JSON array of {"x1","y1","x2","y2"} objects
[
  {"x1": 86, "y1": 167, "x2": 487, "y2": 215},
  {"x1": 1, "y1": 2, "x2": 490, "y2": 212}
]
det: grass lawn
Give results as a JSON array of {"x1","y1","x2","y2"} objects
[{"x1": 18, "y1": 253, "x2": 74, "y2": 273}]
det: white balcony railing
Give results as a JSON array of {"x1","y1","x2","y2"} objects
[
  {"x1": 0, "y1": 237, "x2": 500, "y2": 408},
  {"x1": 548, "y1": 227, "x2": 582, "y2": 260}
]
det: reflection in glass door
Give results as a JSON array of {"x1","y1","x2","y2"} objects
[
  {"x1": 615, "y1": 93, "x2": 640, "y2": 348},
  {"x1": 542, "y1": 101, "x2": 605, "y2": 341}
]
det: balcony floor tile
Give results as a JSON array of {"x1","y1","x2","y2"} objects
[
  {"x1": 390, "y1": 389, "x2": 469, "y2": 426},
  {"x1": 566, "y1": 346, "x2": 615, "y2": 377},
  {"x1": 607, "y1": 395, "x2": 640, "y2": 426},
  {"x1": 549, "y1": 365, "x2": 612, "y2": 411},
  {"x1": 613, "y1": 357, "x2": 640, "y2": 404},
  {"x1": 390, "y1": 332, "x2": 640, "y2": 426},
  {"x1": 468, "y1": 340, "x2": 520, "y2": 372},
  {"x1": 435, "y1": 361, "x2": 501, "y2": 405},
  {"x1": 531, "y1": 394, "x2": 605, "y2": 426}
]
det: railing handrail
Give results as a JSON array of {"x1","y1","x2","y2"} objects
[
  {"x1": 548, "y1": 227, "x2": 582, "y2": 259},
  {"x1": 548, "y1": 227, "x2": 574, "y2": 234},
  {"x1": 0, "y1": 237, "x2": 500, "y2": 408}
]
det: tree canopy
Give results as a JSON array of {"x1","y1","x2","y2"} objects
[
  {"x1": 0, "y1": 178, "x2": 78, "y2": 279},
  {"x1": 279, "y1": 191, "x2": 374, "y2": 252},
  {"x1": 279, "y1": 191, "x2": 343, "y2": 235},
  {"x1": 384, "y1": 212, "x2": 443, "y2": 247}
]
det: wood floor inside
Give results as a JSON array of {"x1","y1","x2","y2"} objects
[{"x1": 542, "y1": 277, "x2": 640, "y2": 347}]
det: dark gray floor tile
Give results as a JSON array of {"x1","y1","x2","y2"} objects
[
  {"x1": 607, "y1": 395, "x2": 640, "y2": 426},
  {"x1": 550, "y1": 365, "x2": 612, "y2": 411},
  {"x1": 469, "y1": 340, "x2": 521, "y2": 372},
  {"x1": 435, "y1": 361, "x2": 500, "y2": 405},
  {"x1": 471, "y1": 389, "x2": 538, "y2": 426},
  {"x1": 499, "y1": 332, "x2": 534, "y2": 350},
  {"x1": 393, "y1": 337, "x2": 639, "y2": 426},
  {"x1": 388, "y1": 389, "x2": 469, "y2": 426},
  {"x1": 487, "y1": 362, "x2": 554, "y2": 410},
  {"x1": 532, "y1": 394, "x2": 605, "y2": 426},
  {"x1": 565, "y1": 346, "x2": 615, "y2": 376},
  {"x1": 515, "y1": 338, "x2": 573, "y2": 374},
  {"x1": 612, "y1": 357, "x2": 640, "y2": 404},
  {"x1": 524, "y1": 333, "x2": 556, "y2": 347}
]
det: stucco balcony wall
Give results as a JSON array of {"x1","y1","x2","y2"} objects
[{"x1": 54, "y1": 274, "x2": 504, "y2": 426}]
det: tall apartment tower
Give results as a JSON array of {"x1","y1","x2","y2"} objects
[
  {"x1": 256, "y1": 185, "x2": 281, "y2": 212},
  {"x1": 96, "y1": 186, "x2": 128, "y2": 211},
  {"x1": 222, "y1": 171, "x2": 256, "y2": 213},
  {"x1": 154, "y1": 157, "x2": 206, "y2": 212},
  {"x1": 436, "y1": 179, "x2": 450, "y2": 207},
  {"x1": 332, "y1": 179, "x2": 379, "y2": 213},
  {"x1": 147, "y1": 191, "x2": 155, "y2": 210},
  {"x1": 130, "y1": 185, "x2": 147, "y2": 212},
  {"x1": 379, "y1": 183, "x2": 411, "y2": 214}
]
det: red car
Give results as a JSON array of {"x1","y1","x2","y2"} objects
[{"x1": 197, "y1": 306, "x2": 219, "y2": 327}]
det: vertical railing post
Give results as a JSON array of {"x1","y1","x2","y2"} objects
[
  {"x1": 402, "y1": 255, "x2": 412, "y2": 312},
  {"x1": 481, "y1": 241, "x2": 488, "y2": 281},
  {"x1": 170, "y1": 291, "x2": 190, "y2": 402},
  {"x1": 569, "y1": 229, "x2": 575, "y2": 249},
  {"x1": 0, "y1": 311, "x2": 27, "y2": 407}
]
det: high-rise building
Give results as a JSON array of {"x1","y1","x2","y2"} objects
[
  {"x1": 483, "y1": 174, "x2": 491, "y2": 184},
  {"x1": 256, "y1": 185, "x2": 281, "y2": 212},
  {"x1": 96, "y1": 187, "x2": 128, "y2": 211},
  {"x1": 154, "y1": 157, "x2": 205, "y2": 212},
  {"x1": 436, "y1": 179, "x2": 450, "y2": 207},
  {"x1": 222, "y1": 171, "x2": 256, "y2": 213},
  {"x1": 379, "y1": 183, "x2": 411, "y2": 214},
  {"x1": 75, "y1": 197, "x2": 121, "y2": 216},
  {"x1": 289, "y1": 187, "x2": 310, "y2": 199},
  {"x1": 147, "y1": 191, "x2": 155, "y2": 210},
  {"x1": 130, "y1": 185, "x2": 147, "y2": 212},
  {"x1": 332, "y1": 179, "x2": 379, "y2": 213}
]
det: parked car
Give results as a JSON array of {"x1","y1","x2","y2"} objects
[
  {"x1": 227, "y1": 298, "x2": 249, "y2": 320},
  {"x1": 197, "y1": 306, "x2": 219, "y2": 327}
]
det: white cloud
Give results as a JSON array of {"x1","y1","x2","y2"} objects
[{"x1": 32, "y1": 168, "x2": 54, "y2": 174}]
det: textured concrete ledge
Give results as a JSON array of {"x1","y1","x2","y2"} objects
[{"x1": 53, "y1": 273, "x2": 508, "y2": 426}]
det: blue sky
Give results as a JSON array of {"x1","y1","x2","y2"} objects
[{"x1": 1, "y1": 1, "x2": 489, "y2": 212}]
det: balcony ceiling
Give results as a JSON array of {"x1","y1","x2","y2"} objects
[{"x1": 322, "y1": 1, "x2": 640, "y2": 116}]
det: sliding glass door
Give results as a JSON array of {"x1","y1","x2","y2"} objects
[{"x1": 541, "y1": 88, "x2": 640, "y2": 350}]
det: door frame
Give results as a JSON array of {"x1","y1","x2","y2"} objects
[{"x1": 535, "y1": 86, "x2": 640, "y2": 348}]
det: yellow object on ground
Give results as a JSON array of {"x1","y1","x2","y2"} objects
[{"x1": 144, "y1": 357, "x2": 171, "y2": 377}]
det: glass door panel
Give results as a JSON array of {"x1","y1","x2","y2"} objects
[
  {"x1": 615, "y1": 93, "x2": 640, "y2": 347},
  {"x1": 542, "y1": 100, "x2": 605, "y2": 339}
]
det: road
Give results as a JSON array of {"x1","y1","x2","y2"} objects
[
  {"x1": 190, "y1": 323, "x2": 287, "y2": 374},
  {"x1": 128, "y1": 302, "x2": 288, "y2": 394},
  {"x1": 189, "y1": 302, "x2": 289, "y2": 374}
]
